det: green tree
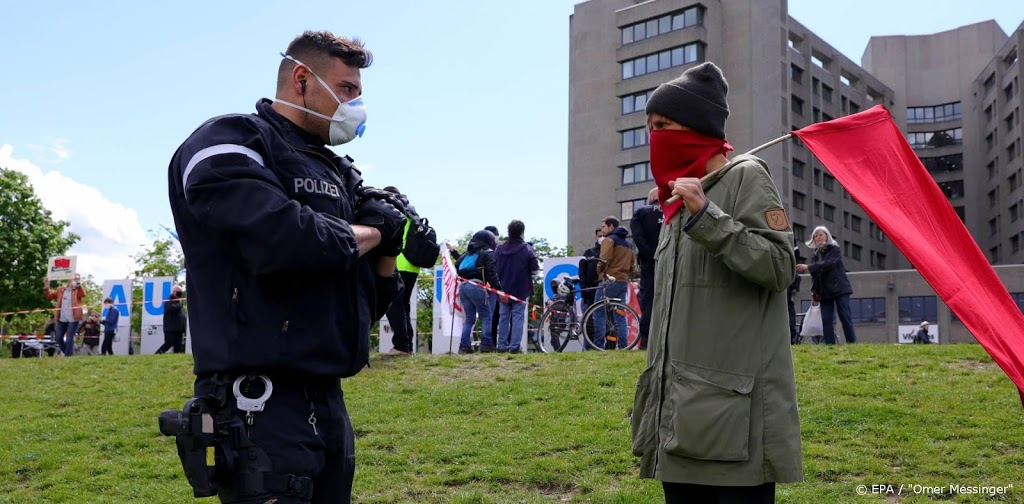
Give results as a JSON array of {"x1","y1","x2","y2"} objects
[
  {"x1": 0, "y1": 168, "x2": 79, "y2": 335},
  {"x1": 129, "y1": 235, "x2": 185, "y2": 335}
]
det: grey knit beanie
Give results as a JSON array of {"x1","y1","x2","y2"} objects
[{"x1": 645, "y1": 62, "x2": 730, "y2": 140}]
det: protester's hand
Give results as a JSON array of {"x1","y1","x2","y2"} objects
[
  {"x1": 795, "y1": 264, "x2": 808, "y2": 273},
  {"x1": 811, "y1": 292, "x2": 819, "y2": 303},
  {"x1": 354, "y1": 186, "x2": 407, "y2": 256},
  {"x1": 499, "y1": 296, "x2": 509, "y2": 304},
  {"x1": 670, "y1": 177, "x2": 707, "y2": 215}
]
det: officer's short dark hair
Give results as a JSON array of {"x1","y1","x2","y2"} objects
[
  {"x1": 278, "y1": 30, "x2": 373, "y2": 91},
  {"x1": 603, "y1": 216, "x2": 620, "y2": 228},
  {"x1": 103, "y1": 297, "x2": 113, "y2": 304},
  {"x1": 507, "y1": 220, "x2": 525, "y2": 240}
]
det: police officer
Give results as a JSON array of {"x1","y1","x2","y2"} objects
[
  {"x1": 630, "y1": 188, "x2": 663, "y2": 350},
  {"x1": 167, "y1": 31, "x2": 406, "y2": 503}
]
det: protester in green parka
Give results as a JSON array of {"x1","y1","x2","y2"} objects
[{"x1": 631, "y1": 62, "x2": 802, "y2": 503}]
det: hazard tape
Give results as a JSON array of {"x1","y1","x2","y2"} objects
[{"x1": 0, "y1": 297, "x2": 188, "y2": 318}]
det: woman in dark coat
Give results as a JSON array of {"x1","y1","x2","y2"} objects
[{"x1": 796, "y1": 226, "x2": 857, "y2": 344}]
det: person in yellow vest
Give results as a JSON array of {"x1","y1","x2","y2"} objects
[{"x1": 382, "y1": 186, "x2": 420, "y2": 356}]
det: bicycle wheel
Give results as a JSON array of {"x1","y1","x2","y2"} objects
[
  {"x1": 534, "y1": 302, "x2": 578, "y2": 353},
  {"x1": 582, "y1": 300, "x2": 641, "y2": 350}
]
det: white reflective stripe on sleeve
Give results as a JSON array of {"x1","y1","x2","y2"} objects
[{"x1": 182, "y1": 144, "x2": 266, "y2": 190}]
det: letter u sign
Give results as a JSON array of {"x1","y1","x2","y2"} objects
[{"x1": 142, "y1": 276, "x2": 174, "y2": 326}]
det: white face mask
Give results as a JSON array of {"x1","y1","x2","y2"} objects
[{"x1": 275, "y1": 54, "x2": 367, "y2": 146}]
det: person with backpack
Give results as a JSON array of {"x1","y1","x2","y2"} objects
[
  {"x1": 578, "y1": 227, "x2": 603, "y2": 311},
  {"x1": 630, "y1": 188, "x2": 663, "y2": 350},
  {"x1": 381, "y1": 186, "x2": 438, "y2": 356},
  {"x1": 456, "y1": 230, "x2": 503, "y2": 354},
  {"x1": 591, "y1": 216, "x2": 636, "y2": 349}
]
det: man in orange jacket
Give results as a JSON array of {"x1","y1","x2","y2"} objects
[{"x1": 44, "y1": 274, "x2": 87, "y2": 356}]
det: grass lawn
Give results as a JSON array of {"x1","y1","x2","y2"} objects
[{"x1": 1, "y1": 344, "x2": 1022, "y2": 503}]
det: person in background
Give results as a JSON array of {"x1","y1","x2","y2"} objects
[
  {"x1": 456, "y1": 230, "x2": 503, "y2": 353},
  {"x1": 787, "y1": 238, "x2": 805, "y2": 345},
  {"x1": 156, "y1": 285, "x2": 187, "y2": 354},
  {"x1": 495, "y1": 220, "x2": 539, "y2": 353},
  {"x1": 797, "y1": 225, "x2": 857, "y2": 345},
  {"x1": 78, "y1": 313, "x2": 102, "y2": 356},
  {"x1": 592, "y1": 216, "x2": 636, "y2": 350},
  {"x1": 578, "y1": 227, "x2": 604, "y2": 311},
  {"x1": 101, "y1": 297, "x2": 119, "y2": 356},
  {"x1": 914, "y1": 321, "x2": 932, "y2": 344},
  {"x1": 44, "y1": 273, "x2": 86, "y2": 357},
  {"x1": 484, "y1": 225, "x2": 503, "y2": 345},
  {"x1": 381, "y1": 186, "x2": 420, "y2": 357},
  {"x1": 630, "y1": 187, "x2": 663, "y2": 350}
]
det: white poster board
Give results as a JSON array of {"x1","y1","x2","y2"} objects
[
  {"x1": 540, "y1": 257, "x2": 586, "y2": 352},
  {"x1": 379, "y1": 286, "x2": 419, "y2": 353},
  {"x1": 47, "y1": 256, "x2": 77, "y2": 281},
  {"x1": 141, "y1": 277, "x2": 174, "y2": 354},
  {"x1": 100, "y1": 279, "x2": 132, "y2": 355},
  {"x1": 899, "y1": 324, "x2": 939, "y2": 344},
  {"x1": 432, "y1": 243, "x2": 465, "y2": 354}
]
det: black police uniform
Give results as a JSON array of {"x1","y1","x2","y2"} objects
[
  {"x1": 167, "y1": 99, "x2": 401, "y2": 503},
  {"x1": 630, "y1": 203, "x2": 663, "y2": 349}
]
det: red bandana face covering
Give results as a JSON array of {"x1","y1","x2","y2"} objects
[{"x1": 649, "y1": 129, "x2": 733, "y2": 223}]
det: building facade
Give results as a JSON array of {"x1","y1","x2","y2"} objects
[{"x1": 568, "y1": 0, "x2": 1024, "y2": 276}]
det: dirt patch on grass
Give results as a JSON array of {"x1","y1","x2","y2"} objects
[{"x1": 946, "y1": 359, "x2": 996, "y2": 372}]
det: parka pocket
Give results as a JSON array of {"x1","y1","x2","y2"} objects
[
  {"x1": 664, "y1": 362, "x2": 754, "y2": 462},
  {"x1": 630, "y1": 366, "x2": 657, "y2": 457}
]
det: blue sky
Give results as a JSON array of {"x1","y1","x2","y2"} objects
[{"x1": 1, "y1": 0, "x2": 1022, "y2": 279}]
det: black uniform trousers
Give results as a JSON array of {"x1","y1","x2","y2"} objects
[
  {"x1": 663, "y1": 481, "x2": 776, "y2": 504},
  {"x1": 156, "y1": 331, "x2": 185, "y2": 354},
  {"x1": 195, "y1": 374, "x2": 355, "y2": 504},
  {"x1": 385, "y1": 271, "x2": 419, "y2": 352},
  {"x1": 638, "y1": 265, "x2": 655, "y2": 349}
]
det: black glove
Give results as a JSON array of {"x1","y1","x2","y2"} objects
[{"x1": 354, "y1": 186, "x2": 407, "y2": 256}]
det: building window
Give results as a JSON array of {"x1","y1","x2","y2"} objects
[
  {"x1": 621, "y1": 6, "x2": 703, "y2": 45},
  {"x1": 1013, "y1": 234, "x2": 1021, "y2": 254},
  {"x1": 622, "y1": 43, "x2": 704, "y2": 79},
  {"x1": 792, "y1": 191, "x2": 805, "y2": 210},
  {"x1": 788, "y1": 33, "x2": 802, "y2": 53},
  {"x1": 937, "y1": 180, "x2": 964, "y2": 199},
  {"x1": 850, "y1": 297, "x2": 886, "y2": 323},
  {"x1": 620, "y1": 198, "x2": 646, "y2": 221},
  {"x1": 983, "y1": 72, "x2": 996, "y2": 93},
  {"x1": 621, "y1": 127, "x2": 648, "y2": 150},
  {"x1": 621, "y1": 162, "x2": 652, "y2": 185},
  {"x1": 899, "y1": 296, "x2": 937, "y2": 323},
  {"x1": 1007, "y1": 111, "x2": 1016, "y2": 132},
  {"x1": 793, "y1": 223, "x2": 806, "y2": 243},
  {"x1": 919, "y1": 154, "x2": 963, "y2": 173},
  {"x1": 907, "y1": 102, "x2": 962, "y2": 124},
  {"x1": 989, "y1": 189, "x2": 999, "y2": 208},
  {"x1": 851, "y1": 243, "x2": 862, "y2": 261},
  {"x1": 790, "y1": 64, "x2": 803, "y2": 84},
  {"x1": 1011, "y1": 172, "x2": 1020, "y2": 191},
  {"x1": 814, "y1": 199, "x2": 821, "y2": 217},
  {"x1": 823, "y1": 173, "x2": 835, "y2": 192},
  {"x1": 988, "y1": 161, "x2": 996, "y2": 179},
  {"x1": 1009, "y1": 142, "x2": 1018, "y2": 163},
  {"x1": 954, "y1": 206, "x2": 965, "y2": 223},
  {"x1": 791, "y1": 95, "x2": 804, "y2": 115},
  {"x1": 986, "y1": 131, "x2": 996, "y2": 150},
  {"x1": 869, "y1": 222, "x2": 885, "y2": 241},
  {"x1": 906, "y1": 128, "x2": 963, "y2": 148},
  {"x1": 793, "y1": 158, "x2": 805, "y2": 178},
  {"x1": 850, "y1": 101, "x2": 860, "y2": 114},
  {"x1": 1012, "y1": 203, "x2": 1021, "y2": 223},
  {"x1": 811, "y1": 52, "x2": 830, "y2": 72},
  {"x1": 813, "y1": 168, "x2": 821, "y2": 186},
  {"x1": 1006, "y1": 47, "x2": 1019, "y2": 68},
  {"x1": 870, "y1": 251, "x2": 887, "y2": 269},
  {"x1": 621, "y1": 90, "x2": 653, "y2": 115},
  {"x1": 812, "y1": 77, "x2": 819, "y2": 95},
  {"x1": 823, "y1": 203, "x2": 835, "y2": 222},
  {"x1": 851, "y1": 215, "x2": 862, "y2": 232},
  {"x1": 985, "y1": 104, "x2": 994, "y2": 123},
  {"x1": 1006, "y1": 82, "x2": 1015, "y2": 102},
  {"x1": 990, "y1": 244, "x2": 1001, "y2": 263},
  {"x1": 821, "y1": 84, "x2": 833, "y2": 103},
  {"x1": 989, "y1": 216, "x2": 1000, "y2": 236},
  {"x1": 812, "y1": 107, "x2": 820, "y2": 122}
]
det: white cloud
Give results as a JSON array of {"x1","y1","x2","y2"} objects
[
  {"x1": 50, "y1": 139, "x2": 72, "y2": 163},
  {"x1": 0, "y1": 144, "x2": 148, "y2": 281}
]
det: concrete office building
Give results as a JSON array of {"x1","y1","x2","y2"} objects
[{"x1": 568, "y1": 0, "x2": 1024, "y2": 343}]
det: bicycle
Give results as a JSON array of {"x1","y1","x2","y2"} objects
[{"x1": 532, "y1": 275, "x2": 640, "y2": 352}]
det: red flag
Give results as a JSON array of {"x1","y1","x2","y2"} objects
[{"x1": 793, "y1": 105, "x2": 1024, "y2": 404}]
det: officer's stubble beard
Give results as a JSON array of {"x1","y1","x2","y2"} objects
[{"x1": 299, "y1": 90, "x2": 331, "y2": 145}]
